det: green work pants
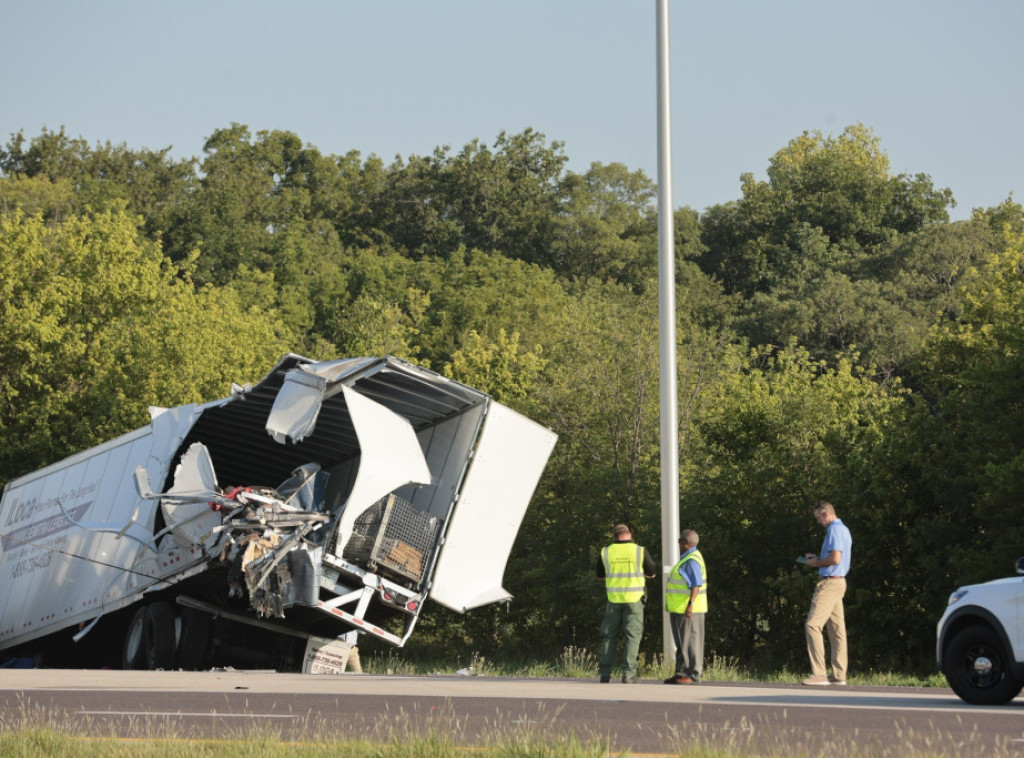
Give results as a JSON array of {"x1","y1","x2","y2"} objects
[{"x1": 599, "y1": 600, "x2": 645, "y2": 678}]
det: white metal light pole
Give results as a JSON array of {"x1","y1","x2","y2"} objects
[{"x1": 655, "y1": 0, "x2": 680, "y2": 664}]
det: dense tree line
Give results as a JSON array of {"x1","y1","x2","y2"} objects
[{"x1": 1, "y1": 123, "x2": 1022, "y2": 674}]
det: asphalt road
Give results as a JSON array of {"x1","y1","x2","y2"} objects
[{"x1": 1, "y1": 669, "x2": 1023, "y2": 756}]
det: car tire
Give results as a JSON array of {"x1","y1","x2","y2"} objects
[{"x1": 944, "y1": 624, "x2": 1024, "y2": 705}]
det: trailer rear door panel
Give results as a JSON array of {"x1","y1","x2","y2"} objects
[{"x1": 429, "y1": 403, "x2": 557, "y2": 612}]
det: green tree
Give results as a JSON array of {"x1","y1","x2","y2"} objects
[
  {"x1": 500, "y1": 282, "x2": 662, "y2": 654},
  {"x1": 164, "y1": 124, "x2": 357, "y2": 286},
  {"x1": 911, "y1": 230, "x2": 1024, "y2": 583},
  {"x1": 411, "y1": 249, "x2": 574, "y2": 371},
  {"x1": 0, "y1": 207, "x2": 291, "y2": 484},
  {"x1": 971, "y1": 195, "x2": 1024, "y2": 237},
  {"x1": 444, "y1": 329, "x2": 545, "y2": 404},
  {"x1": 698, "y1": 124, "x2": 953, "y2": 299},
  {"x1": 680, "y1": 343, "x2": 904, "y2": 669},
  {"x1": 0, "y1": 126, "x2": 196, "y2": 241},
  {"x1": 371, "y1": 129, "x2": 567, "y2": 263},
  {"x1": 550, "y1": 162, "x2": 658, "y2": 288},
  {"x1": 700, "y1": 125, "x2": 955, "y2": 375},
  {"x1": 0, "y1": 174, "x2": 79, "y2": 221}
]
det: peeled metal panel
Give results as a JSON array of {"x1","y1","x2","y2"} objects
[
  {"x1": 429, "y1": 403, "x2": 557, "y2": 612},
  {"x1": 331, "y1": 385, "x2": 432, "y2": 558},
  {"x1": 154, "y1": 442, "x2": 225, "y2": 551},
  {"x1": 264, "y1": 357, "x2": 380, "y2": 444},
  {"x1": 265, "y1": 369, "x2": 328, "y2": 443}
]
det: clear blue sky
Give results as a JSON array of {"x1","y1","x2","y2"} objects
[{"x1": 4, "y1": 1, "x2": 1020, "y2": 221}]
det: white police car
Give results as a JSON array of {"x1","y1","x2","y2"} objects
[{"x1": 936, "y1": 557, "x2": 1024, "y2": 705}]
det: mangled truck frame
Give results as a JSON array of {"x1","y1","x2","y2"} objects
[{"x1": 0, "y1": 355, "x2": 557, "y2": 670}]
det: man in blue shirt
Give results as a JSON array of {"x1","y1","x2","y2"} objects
[
  {"x1": 664, "y1": 529, "x2": 707, "y2": 685},
  {"x1": 801, "y1": 500, "x2": 852, "y2": 686}
]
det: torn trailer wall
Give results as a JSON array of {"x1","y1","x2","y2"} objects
[{"x1": 0, "y1": 354, "x2": 557, "y2": 667}]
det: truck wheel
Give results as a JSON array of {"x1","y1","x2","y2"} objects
[
  {"x1": 944, "y1": 624, "x2": 1024, "y2": 705},
  {"x1": 175, "y1": 607, "x2": 211, "y2": 671},
  {"x1": 122, "y1": 606, "x2": 150, "y2": 670},
  {"x1": 144, "y1": 601, "x2": 176, "y2": 670}
]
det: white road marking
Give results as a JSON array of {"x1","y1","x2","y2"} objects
[{"x1": 77, "y1": 710, "x2": 301, "y2": 719}]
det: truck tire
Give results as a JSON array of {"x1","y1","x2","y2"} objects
[
  {"x1": 175, "y1": 607, "x2": 211, "y2": 671},
  {"x1": 944, "y1": 624, "x2": 1024, "y2": 705},
  {"x1": 122, "y1": 606, "x2": 150, "y2": 670},
  {"x1": 144, "y1": 601, "x2": 176, "y2": 670}
]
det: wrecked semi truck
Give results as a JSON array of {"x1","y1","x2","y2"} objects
[{"x1": 0, "y1": 355, "x2": 557, "y2": 670}]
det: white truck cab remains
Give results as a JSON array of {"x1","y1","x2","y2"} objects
[
  {"x1": 0, "y1": 355, "x2": 557, "y2": 670},
  {"x1": 936, "y1": 557, "x2": 1024, "y2": 704}
]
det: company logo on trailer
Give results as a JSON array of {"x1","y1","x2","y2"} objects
[
  {"x1": 3, "y1": 482, "x2": 98, "y2": 527},
  {"x1": 1, "y1": 503, "x2": 91, "y2": 551}
]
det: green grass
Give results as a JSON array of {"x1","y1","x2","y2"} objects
[
  {"x1": 0, "y1": 698, "x2": 621, "y2": 758},
  {"x1": 0, "y1": 732, "x2": 620, "y2": 758},
  {"x1": 361, "y1": 647, "x2": 948, "y2": 688},
  {"x1": 0, "y1": 721, "x2": 1006, "y2": 758},
  {"x1": 0, "y1": 725, "x2": 990, "y2": 758}
]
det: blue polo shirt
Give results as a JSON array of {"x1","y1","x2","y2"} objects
[
  {"x1": 820, "y1": 518, "x2": 852, "y2": 577},
  {"x1": 677, "y1": 546, "x2": 704, "y2": 588}
]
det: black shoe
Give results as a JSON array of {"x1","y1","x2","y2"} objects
[
  {"x1": 599, "y1": 676, "x2": 610, "y2": 683},
  {"x1": 663, "y1": 675, "x2": 688, "y2": 684}
]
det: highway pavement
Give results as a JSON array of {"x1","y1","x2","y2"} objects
[{"x1": 1, "y1": 669, "x2": 1022, "y2": 755}]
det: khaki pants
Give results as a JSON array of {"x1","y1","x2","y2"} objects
[
  {"x1": 345, "y1": 645, "x2": 362, "y2": 674},
  {"x1": 805, "y1": 578, "x2": 847, "y2": 679}
]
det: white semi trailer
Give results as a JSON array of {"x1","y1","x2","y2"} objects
[{"x1": 0, "y1": 355, "x2": 557, "y2": 670}]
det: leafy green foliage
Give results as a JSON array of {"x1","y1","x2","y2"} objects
[
  {"x1": 551, "y1": 162, "x2": 658, "y2": 288},
  {"x1": 680, "y1": 343, "x2": 904, "y2": 668},
  {"x1": 0, "y1": 126, "x2": 196, "y2": 240},
  {"x1": 910, "y1": 232, "x2": 1024, "y2": 580},
  {"x1": 369, "y1": 129, "x2": 567, "y2": 265},
  {"x1": 699, "y1": 124, "x2": 955, "y2": 375},
  {"x1": 0, "y1": 206, "x2": 290, "y2": 483},
  {"x1": 1, "y1": 120, "x2": 1022, "y2": 678},
  {"x1": 444, "y1": 329, "x2": 545, "y2": 404}
]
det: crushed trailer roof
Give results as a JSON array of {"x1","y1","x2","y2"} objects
[{"x1": 174, "y1": 354, "x2": 488, "y2": 488}]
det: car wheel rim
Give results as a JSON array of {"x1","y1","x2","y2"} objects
[{"x1": 966, "y1": 645, "x2": 1002, "y2": 688}]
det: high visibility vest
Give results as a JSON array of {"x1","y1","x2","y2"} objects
[
  {"x1": 602, "y1": 543, "x2": 647, "y2": 603},
  {"x1": 665, "y1": 549, "x2": 708, "y2": 614}
]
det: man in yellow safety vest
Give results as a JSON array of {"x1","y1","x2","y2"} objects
[
  {"x1": 597, "y1": 523, "x2": 657, "y2": 683},
  {"x1": 664, "y1": 529, "x2": 707, "y2": 684}
]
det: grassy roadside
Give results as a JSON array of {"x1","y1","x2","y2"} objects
[
  {"x1": 360, "y1": 646, "x2": 948, "y2": 688},
  {"x1": 0, "y1": 732, "x2": 620, "y2": 758},
  {"x1": 0, "y1": 719, "x2": 980, "y2": 758},
  {"x1": 0, "y1": 648, "x2": 956, "y2": 757}
]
